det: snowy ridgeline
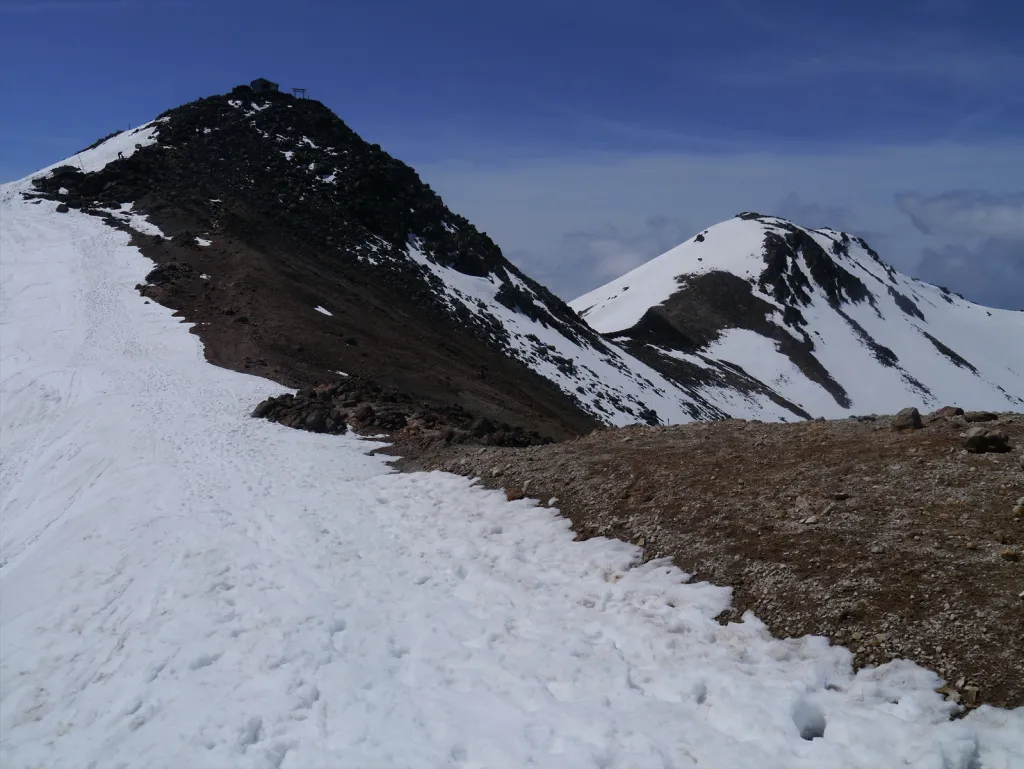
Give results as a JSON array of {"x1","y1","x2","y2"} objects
[{"x1": 2, "y1": 171, "x2": 1024, "y2": 766}]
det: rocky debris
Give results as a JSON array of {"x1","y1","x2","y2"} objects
[
  {"x1": 170, "y1": 230, "x2": 201, "y2": 250},
  {"x1": 933, "y1": 406, "x2": 964, "y2": 418},
  {"x1": 141, "y1": 261, "x2": 193, "y2": 287},
  {"x1": 250, "y1": 374, "x2": 551, "y2": 447},
  {"x1": 394, "y1": 410, "x2": 1024, "y2": 708},
  {"x1": 963, "y1": 427, "x2": 1012, "y2": 454},
  {"x1": 964, "y1": 411, "x2": 998, "y2": 423},
  {"x1": 891, "y1": 407, "x2": 923, "y2": 430}
]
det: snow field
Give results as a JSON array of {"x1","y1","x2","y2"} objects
[{"x1": 2, "y1": 173, "x2": 1023, "y2": 767}]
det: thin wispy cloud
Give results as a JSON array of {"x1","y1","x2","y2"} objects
[{"x1": 896, "y1": 191, "x2": 1024, "y2": 239}]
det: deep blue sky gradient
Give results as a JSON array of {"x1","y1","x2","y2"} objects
[{"x1": 2, "y1": 0, "x2": 1022, "y2": 305}]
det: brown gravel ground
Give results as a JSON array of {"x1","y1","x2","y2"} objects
[{"x1": 390, "y1": 410, "x2": 1024, "y2": 710}]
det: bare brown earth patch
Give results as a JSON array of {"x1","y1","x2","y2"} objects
[{"x1": 390, "y1": 410, "x2": 1024, "y2": 709}]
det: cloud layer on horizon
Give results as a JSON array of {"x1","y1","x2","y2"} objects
[{"x1": 414, "y1": 141, "x2": 1023, "y2": 310}]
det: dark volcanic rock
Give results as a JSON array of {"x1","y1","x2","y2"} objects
[
  {"x1": 31, "y1": 87, "x2": 604, "y2": 442},
  {"x1": 249, "y1": 374, "x2": 550, "y2": 447}
]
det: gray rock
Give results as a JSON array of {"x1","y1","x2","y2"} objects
[
  {"x1": 351, "y1": 403, "x2": 374, "y2": 421},
  {"x1": 963, "y1": 427, "x2": 1011, "y2": 454},
  {"x1": 892, "y1": 407, "x2": 923, "y2": 430},
  {"x1": 251, "y1": 398, "x2": 276, "y2": 419},
  {"x1": 304, "y1": 410, "x2": 327, "y2": 432},
  {"x1": 964, "y1": 411, "x2": 998, "y2": 423}
]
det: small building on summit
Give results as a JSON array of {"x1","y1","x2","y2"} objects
[{"x1": 250, "y1": 78, "x2": 279, "y2": 94}]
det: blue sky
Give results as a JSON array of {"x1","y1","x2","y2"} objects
[{"x1": 2, "y1": 0, "x2": 1022, "y2": 307}]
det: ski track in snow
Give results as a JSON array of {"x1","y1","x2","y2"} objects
[{"x1": 2, "y1": 182, "x2": 1023, "y2": 768}]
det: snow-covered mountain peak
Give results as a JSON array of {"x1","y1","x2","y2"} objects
[{"x1": 572, "y1": 212, "x2": 1024, "y2": 418}]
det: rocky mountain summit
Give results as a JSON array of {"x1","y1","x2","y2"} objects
[{"x1": 30, "y1": 85, "x2": 801, "y2": 435}]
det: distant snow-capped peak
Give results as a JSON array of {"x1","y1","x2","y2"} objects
[{"x1": 572, "y1": 213, "x2": 1024, "y2": 418}]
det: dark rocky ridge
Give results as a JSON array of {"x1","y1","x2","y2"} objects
[{"x1": 29, "y1": 86, "x2": 607, "y2": 440}]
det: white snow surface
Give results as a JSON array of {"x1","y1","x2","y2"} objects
[
  {"x1": 572, "y1": 217, "x2": 1024, "y2": 416},
  {"x1": 34, "y1": 122, "x2": 161, "y2": 178},
  {"x1": 406, "y1": 241, "x2": 794, "y2": 426},
  {"x1": 4, "y1": 176, "x2": 1024, "y2": 768},
  {"x1": 96, "y1": 202, "x2": 167, "y2": 239},
  {"x1": 313, "y1": 305, "x2": 332, "y2": 316}
]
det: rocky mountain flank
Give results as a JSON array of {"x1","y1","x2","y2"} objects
[{"x1": 29, "y1": 85, "x2": 609, "y2": 440}]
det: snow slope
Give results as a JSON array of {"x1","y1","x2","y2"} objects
[
  {"x1": 573, "y1": 215, "x2": 1024, "y2": 417},
  {"x1": 36, "y1": 122, "x2": 162, "y2": 178},
  {"x1": 3, "y1": 172, "x2": 1024, "y2": 767},
  {"x1": 406, "y1": 241, "x2": 797, "y2": 426}
]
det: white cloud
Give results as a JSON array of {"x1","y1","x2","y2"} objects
[
  {"x1": 895, "y1": 191, "x2": 1024, "y2": 239},
  {"x1": 918, "y1": 238, "x2": 1024, "y2": 310}
]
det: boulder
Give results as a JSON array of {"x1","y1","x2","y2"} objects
[
  {"x1": 892, "y1": 407, "x2": 923, "y2": 430},
  {"x1": 304, "y1": 410, "x2": 328, "y2": 432},
  {"x1": 934, "y1": 406, "x2": 964, "y2": 418},
  {"x1": 964, "y1": 411, "x2": 998, "y2": 423},
  {"x1": 470, "y1": 417, "x2": 496, "y2": 437},
  {"x1": 251, "y1": 398, "x2": 276, "y2": 418},
  {"x1": 351, "y1": 403, "x2": 374, "y2": 421},
  {"x1": 963, "y1": 427, "x2": 1011, "y2": 454}
]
